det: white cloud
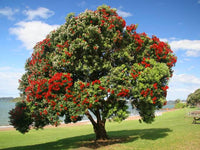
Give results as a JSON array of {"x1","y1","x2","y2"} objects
[
  {"x1": 169, "y1": 40, "x2": 200, "y2": 57},
  {"x1": 172, "y1": 74, "x2": 200, "y2": 85},
  {"x1": 9, "y1": 21, "x2": 59, "y2": 50},
  {"x1": 198, "y1": 0, "x2": 200, "y2": 4},
  {"x1": 23, "y1": 7, "x2": 54, "y2": 20},
  {"x1": 0, "y1": 67, "x2": 24, "y2": 97},
  {"x1": 160, "y1": 38, "x2": 168, "y2": 42},
  {"x1": 0, "y1": 7, "x2": 19, "y2": 20},
  {"x1": 167, "y1": 73, "x2": 200, "y2": 100},
  {"x1": 77, "y1": 1, "x2": 86, "y2": 7},
  {"x1": 117, "y1": 10, "x2": 132, "y2": 17},
  {"x1": 0, "y1": 67, "x2": 12, "y2": 71}
]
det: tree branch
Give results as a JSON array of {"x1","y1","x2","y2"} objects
[
  {"x1": 85, "y1": 110, "x2": 96, "y2": 126},
  {"x1": 95, "y1": 107, "x2": 102, "y2": 123}
]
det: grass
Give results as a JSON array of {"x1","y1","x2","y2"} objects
[{"x1": 0, "y1": 108, "x2": 200, "y2": 150}]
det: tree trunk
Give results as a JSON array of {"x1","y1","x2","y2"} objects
[
  {"x1": 93, "y1": 120, "x2": 108, "y2": 140},
  {"x1": 85, "y1": 110, "x2": 108, "y2": 140}
]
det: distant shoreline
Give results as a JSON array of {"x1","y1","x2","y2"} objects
[{"x1": 0, "y1": 108, "x2": 176, "y2": 131}]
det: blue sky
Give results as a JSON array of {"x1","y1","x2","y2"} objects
[{"x1": 0, "y1": 0, "x2": 200, "y2": 100}]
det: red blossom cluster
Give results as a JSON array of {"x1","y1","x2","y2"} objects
[
  {"x1": 97, "y1": 6, "x2": 126, "y2": 28},
  {"x1": 25, "y1": 78, "x2": 48, "y2": 102},
  {"x1": 149, "y1": 36, "x2": 177, "y2": 67},
  {"x1": 30, "y1": 38, "x2": 51, "y2": 67},
  {"x1": 71, "y1": 115, "x2": 79, "y2": 121},
  {"x1": 46, "y1": 73, "x2": 73, "y2": 100},
  {"x1": 141, "y1": 57, "x2": 151, "y2": 68},
  {"x1": 140, "y1": 88, "x2": 157, "y2": 104},
  {"x1": 107, "y1": 88, "x2": 115, "y2": 94},
  {"x1": 57, "y1": 40, "x2": 69, "y2": 49},
  {"x1": 140, "y1": 88, "x2": 152, "y2": 98},
  {"x1": 117, "y1": 88, "x2": 129, "y2": 97},
  {"x1": 126, "y1": 24, "x2": 137, "y2": 32},
  {"x1": 92, "y1": 80, "x2": 101, "y2": 85},
  {"x1": 153, "y1": 83, "x2": 158, "y2": 89},
  {"x1": 99, "y1": 86, "x2": 106, "y2": 90},
  {"x1": 161, "y1": 85, "x2": 169, "y2": 97},
  {"x1": 133, "y1": 34, "x2": 144, "y2": 51},
  {"x1": 140, "y1": 83, "x2": 169, "y2": 104},
  {"x1": 25, "y1": 72, "x2": 73, "y2": 110},
  {"x1": 108, "y1": 24, "x2": 115, "y2": 29},
  {"x1": 93, "y1": 46, "x2": 98, "y2": 50},
  {"x1": 152, "y1": 97, "x2": 157, "y2": 104},
  {"x1": 130, "y1": 69, "x2": 141, "y2": 80}
]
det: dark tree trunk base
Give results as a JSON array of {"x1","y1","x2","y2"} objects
[
  {"x1": 85, "y1": 110, "x2": 108, "y2": 140},
  {"x1": 94, "y1": 122, "x2": 108, "y2": 140}
]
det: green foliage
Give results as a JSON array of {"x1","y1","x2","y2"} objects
[
  {"x1": 175, "y1": 98, "x2": 181, "y2": 104},
  {"x1": 11, "y1": 5, "x2": 176, "y2": 135},
  {"x1": 187, "y1": 89, "x2": 200, "y2": 106},
  {"x1": 175, "y1": 102, "x2": 186, "y2": 109},
  {"x1": 9, "y1": 101, "x2": 33, "y2": 133}
]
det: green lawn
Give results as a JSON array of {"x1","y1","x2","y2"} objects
[{"x1": 0, "y1": 108, "x2": 200, "y2": 150}]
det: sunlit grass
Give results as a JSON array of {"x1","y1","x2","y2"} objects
[{"x1": 0, "y1": 108, "x2": 200, "y2": 150}]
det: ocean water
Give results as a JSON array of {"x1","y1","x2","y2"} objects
[
  {"x1": 0, "y1": 101, "x2": 16, "y2": 126},
  {"x1": 0, "y1": 101, "x2": 174, "y2": 126}
]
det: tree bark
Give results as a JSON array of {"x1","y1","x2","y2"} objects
[
  {"x1": 85, "y1": 110, "x2": 108, "y2": 140},
  {"x1": 93, "y1": 120, "x2": 108, "y2": 140}
]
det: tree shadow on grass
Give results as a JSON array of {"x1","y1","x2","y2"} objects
[{"x1": 2, "y1": 128, "x2": 172, "y2": 150}]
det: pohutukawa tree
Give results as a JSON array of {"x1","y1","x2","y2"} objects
[{"x1": 9, "y1": 5, "x2": 177, "y2": 140}]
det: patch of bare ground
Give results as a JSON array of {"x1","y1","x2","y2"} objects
[{"x1": 78, "y1": 137, "x2": 129, "y2": 149}]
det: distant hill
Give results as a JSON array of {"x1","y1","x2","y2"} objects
[
  {"x1": 0, "y1": 97, "x2": 14, "y2": 101},
  {"x1": 12, "y1": 97, "x2": 23, "y2": 102}
]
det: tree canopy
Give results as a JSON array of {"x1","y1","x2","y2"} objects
[
  {"x1": 9, "y1": 5, "x2": 177, "y2": 140},
  {"x1": 187, "y1": 89, "x2": 200, "y2": 106}
]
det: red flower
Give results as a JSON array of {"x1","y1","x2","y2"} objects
[
  {"x1": 152, "y1": 97, "x2": 157, "y2": 101},
  {"x1": 150, "y1": 90, "x2": 153, "y2": 97},
  {"x1": 99, "y1": 86, "x2": 105, "y2": 90},
  {"x1": 140, "y1": 90, "x2": 145, "y2": 95},
  {"x1": 153, "y1": 83, "x2": 158, "y2": 89},
  {"x1": 101, "y1": 20, "x2": 105, "y2": 24},
  {"x1": 162, "y1": 85, "x2": 169, "y2": 91},
  {"x1": 43, "y1": 110, "x2": 48, "y2": 115},
  {"x1": 111, "y1": 90, "x2": 115, "y2": 94},
  {"x1": 152, "y1": 97, "x2": 157, "y2": 104},
  {"x1": 131, "y1": 73, "x2": 138, "y2": 79},
  {"x1": 117, "y1": 89, "x2": 129, "y2": 97},
  {"x1": 108, "y1": 24, "x2": 115, "y2": 29},
  {"x1": 92, "y1": 80, "x2": 101, "y2": 85},
  {"x1": 93, "y1": 46, "x2": 98, "y2": 50}
]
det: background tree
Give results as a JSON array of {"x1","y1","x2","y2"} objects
[
  {"x1": 187, "y1": 89, "x2": 200, "y2": 107},
  {"x1": 175, "y1": 99, "x2": 181, "y2": 104},
  {"x1": 174, "y1": 99, "x2": 186, "y2": 109},
  {"x1": 9, "y1": 5, "x2": 177, "y2": 140}
]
